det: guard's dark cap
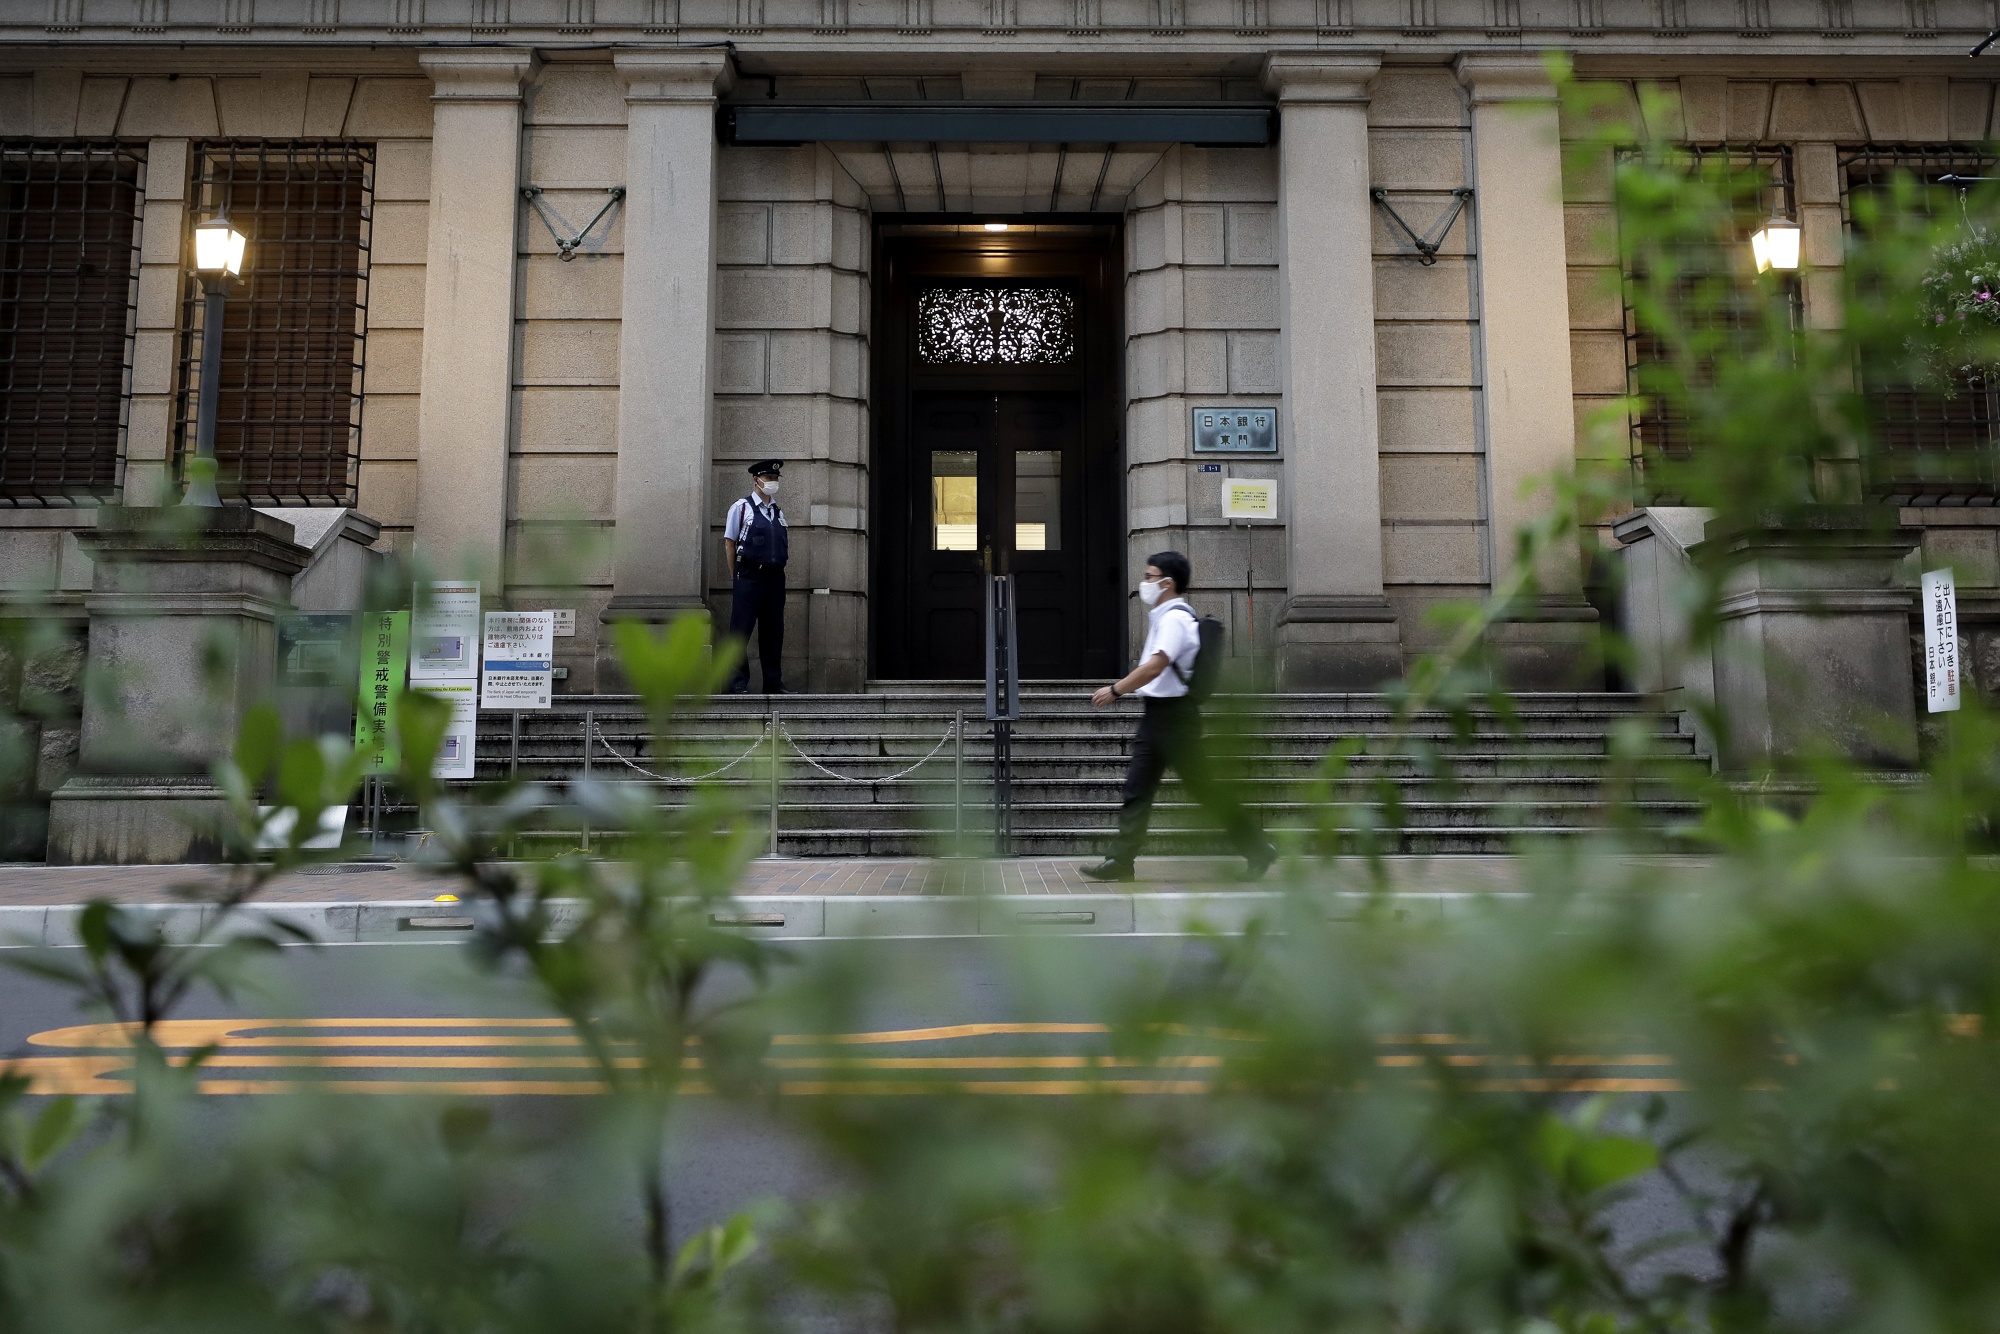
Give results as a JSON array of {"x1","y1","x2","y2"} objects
[{"x1": 748, "y1": 459, "x2": 784, "y2": 477}]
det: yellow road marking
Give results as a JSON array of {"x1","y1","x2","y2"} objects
[{"x1": 6, "y1": 1019, "x2": 1685, "y2": 1097}]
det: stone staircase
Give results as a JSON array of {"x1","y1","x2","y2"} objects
[{"x1": 441, "y1": 683, "x2": 1706, "y2": 856}]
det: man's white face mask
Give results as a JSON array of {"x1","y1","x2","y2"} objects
[
  {"x1": 1138, "y1": 577, "x2": 1167, "y2": 607},
  {"x1": 757, "y1": 479, "x2": 779, "y2": 498}
]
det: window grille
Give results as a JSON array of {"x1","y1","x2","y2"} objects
[
  {"x1": 917, "y1": 286, "x2": 1077, "y2": 366},
  {"x1": 1841, "y1": 145, "x2": 2000, "y2": 506},
  {"x1": 174, "y1": 141, "x2": 371, "y2": 506},
  {"x1": 1619, "y1": 144, "x2": 1796, "y2": 501},
  {"x1": 0, "y1": 141, "x2": 144, "y2": 505}
]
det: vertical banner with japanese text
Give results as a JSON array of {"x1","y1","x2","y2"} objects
[
  {"x1": 354, "y1": 611, "x2": 409, "y2": 772},
  {"x1": 1923, "y1": 568, "x2": 1961, "y2": 714}
]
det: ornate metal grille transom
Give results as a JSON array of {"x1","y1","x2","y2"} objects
[
  {"x1": 174, "y1": 140, "x2": 372, "y2": 506},
  {"x1": 917, "y1": 286, "x2": 1076, "y2": 366},
  {"x1": 0, "y1": 141, "x2": 145, "y2": 505}
]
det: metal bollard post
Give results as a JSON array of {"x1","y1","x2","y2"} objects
[{"x1": 768, "y1": 714, "x2": 780, "y2": 857}]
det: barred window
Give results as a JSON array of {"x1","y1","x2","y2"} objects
[
  {"x1": 0, "y1": 142, "x2": 144, "y2": 505},
  {"x1": 1620, "y1": 144, "x2": 1797, "y2": 501},
  {"x1": 1841, "y1": 146, "x2": 2000, "y2": 506},
  {"x1": 175, "y1": 141, "x2": 372, "y2": 506}
]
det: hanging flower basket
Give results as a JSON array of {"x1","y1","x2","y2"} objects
[{"x1": 1914, "y1": 227, "x2": 2000, "y2": 390}]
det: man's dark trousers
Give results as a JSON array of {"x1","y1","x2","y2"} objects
[
  {"x1": 728, "y1": 562, "x2": 786, "y2": 692},
  {"x1": 1108, "y1": 696, "x2": 1265, "y2": 867}
]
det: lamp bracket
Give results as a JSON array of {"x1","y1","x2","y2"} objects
[
  {"x1": 1370, "y1": 187, "x2": 1472, "y2": 267},
  {"x1": 522, "y1": 185, "x2": 626, "y2": 262}
]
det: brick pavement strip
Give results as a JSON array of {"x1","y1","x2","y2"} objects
[{"x1": 0, "y1": 856, "x2": 1534, "y2": 908}]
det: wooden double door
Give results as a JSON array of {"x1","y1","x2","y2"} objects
[{"x1": 872, "y1": 225, "x2": 1124, "y2": 681}]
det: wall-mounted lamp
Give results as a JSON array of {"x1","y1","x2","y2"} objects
[
  {"x1": 1751, "y1": 213, "x2": 1801, "y2": 273},
  {"x1": 983, "y1": 221, "x2": 1010, "y2": 232}
]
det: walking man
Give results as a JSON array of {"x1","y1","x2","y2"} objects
[
  {"x1": 723, "y1": 459, "x2": 792, "y2": 695},
  {"x1": 1080, "y1": 551, "x2": 1275, "y2": 883}
]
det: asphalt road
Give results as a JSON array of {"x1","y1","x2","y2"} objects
[{"x1": 0, "y1": 935, "x2": 1704, "y2": 1284}]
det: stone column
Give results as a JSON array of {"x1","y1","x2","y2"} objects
[
  {"x1": 603, "y1": 51, "x2": 732, "y2": 653},
  {"x1": 413, "y1": 49, "x2": 535, "y2": 586},
  {"x1": 46, "y1": 508, "x2": 308, "y2": 864},
  {"x1": 1263, "y1": 54, "x2": 1403, "y2": 691},
  {"x1": 1455, "y1": 53, "x2": 1598, "y2": 687}
]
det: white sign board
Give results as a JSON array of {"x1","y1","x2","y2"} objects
[
  {"x1": 1223, "y1": 477, "x2": 1278, "y2": 520},
  {"x1": 410, "y1": 581, "x2": 481, "y2": 682},
  {"x1": 420, "y1": 681, "x2": 479, "y2": 778},
  {"x1": 1923, "y1": 568, "x2": 1961, "y2": 714},
  {"x1": 481, "y1": 610, "x2": 555, "y2": 709},
  {"x1": 551, "y1": 608, "x2": 576, "y2": 637}
]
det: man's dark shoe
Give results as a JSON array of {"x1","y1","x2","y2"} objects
[
  {"x1": 1079, "y1": 859, "x2": 1135, "y2": 883},
  {"x1": 765, "y1": 684, "x2": 797, "y2": 695},
  {"x1": 724, "y1": 681, "x2": 749, "y2": 695},
  {"x1": 1244, "y1": 842, "x2": 1278, "y2": 880}
]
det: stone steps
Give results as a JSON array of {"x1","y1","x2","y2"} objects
[{"x1": 400, "y1": 691, "x2": 1705, "y2": 857}]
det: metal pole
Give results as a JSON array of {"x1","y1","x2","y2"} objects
[
  {"x1": 182, "y1": 282, "x2": 227, "y2": 507},
  {"x1": 510, "y1": 709, "x2": 521, "y2": 779},
  {"x1": 768, "y1": 714, "x2": 780, "y2": 857},
  {"x1": 953, "y1": 707, "x2": 964, "y2": 851},
  {"x1": 581, "y1": 707, "x2": 593, "y2": 854}
]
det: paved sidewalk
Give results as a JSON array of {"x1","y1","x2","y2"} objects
[{"x1": 0, "y1": 856, "x2": 1534, "y2": 906}]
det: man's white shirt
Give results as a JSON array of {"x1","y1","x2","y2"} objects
[
  {"x1": 1133, "y1": 597, "x2": 1197, "y2": 700},
  {"x1": 724, "y1": 493, "x2": 785, "y2": 544}
]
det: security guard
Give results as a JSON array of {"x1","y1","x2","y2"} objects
[{"x1": 723, "y1": 459, "x2": 791, "y2": 695}]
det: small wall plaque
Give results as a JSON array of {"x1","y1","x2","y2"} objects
[{"x1": 1191, "y1": 405, "x2": 1277, "y2": 454}]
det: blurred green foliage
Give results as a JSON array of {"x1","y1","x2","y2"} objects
[{"x1": 5, "y1": 72, "x2": 2000, "y2": 1334}]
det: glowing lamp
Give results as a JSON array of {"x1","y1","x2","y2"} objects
[
  {"x1": 1751, "y1": 214, "x2": 1801, "y2": 274},
  {"x1": 192, "y1": 214, "x2": 247, "y2": 278},
  {"x1": 983, "y1": 221, "x2": 1010, "y2": 232}
]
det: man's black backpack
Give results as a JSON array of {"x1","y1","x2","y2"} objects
[{"x1": 1165, "y1": 606, "x2": 1226, "y2": 704}]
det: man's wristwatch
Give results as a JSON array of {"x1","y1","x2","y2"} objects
[{"x1": 1108, "y1": 684, "x2": 1121, "y2": 699}]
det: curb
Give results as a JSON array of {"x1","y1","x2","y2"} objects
[{"x1": 0, "y1": 891, "x2": 1497, "y2": 947}]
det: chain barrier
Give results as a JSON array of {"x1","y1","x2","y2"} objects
[
  {"x1": 586, "y1": 720, "x2": 768, "y2": 785},
  {"x1": 778, "y1": 718, "x2": 958, "y2": 785},
  {"x1": 584, "y1": 717, "x2": 959, "y2": 787}
]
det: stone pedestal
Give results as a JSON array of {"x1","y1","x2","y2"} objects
[
  {"x1": 1275, "y1": 594, "x2": 1404, "y2": 692},
  {"x1": 47, "y1": 507, "x2": 307, "y2": 864},
  {"x1": 1486, "y1": 598, "x2": 1604, "y2": 690},
  {"x1": 1696, "y1": 508, "x2": 1920, "y2": 771}
]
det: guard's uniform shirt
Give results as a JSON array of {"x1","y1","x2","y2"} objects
[
  {"x1": 726, "y1": 491, "x2": 789, "y2": 692},
  {"x1": 724, "y1": 495, "x2": 788, "y2": 561},
  {"x1": 1133, "y1": 597, "x2": 1198, "y2": 700}
]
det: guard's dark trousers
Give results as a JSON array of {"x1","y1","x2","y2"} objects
[
  {"x1": 1109, "y1": 696, "x2": 1266, "y2": 867},
  {"x1": 728, "y1": 563, "x2": 786, "y2": 692}
]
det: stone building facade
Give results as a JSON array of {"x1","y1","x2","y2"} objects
[{"x1": 3, "y1": 1, "x2": 2000, "y2": 705}]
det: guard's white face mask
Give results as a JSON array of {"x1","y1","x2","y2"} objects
[
  {"x1": 757, "y1": 479, "x2": 780, "y2": 498},
  {"x1": 1138, "y1": 577, "x2": 1166, "y2": 607}
]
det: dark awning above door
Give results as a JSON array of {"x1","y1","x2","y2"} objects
[{"x1": 721, "y1": 102, "x2": 1274, "y2": 147}]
